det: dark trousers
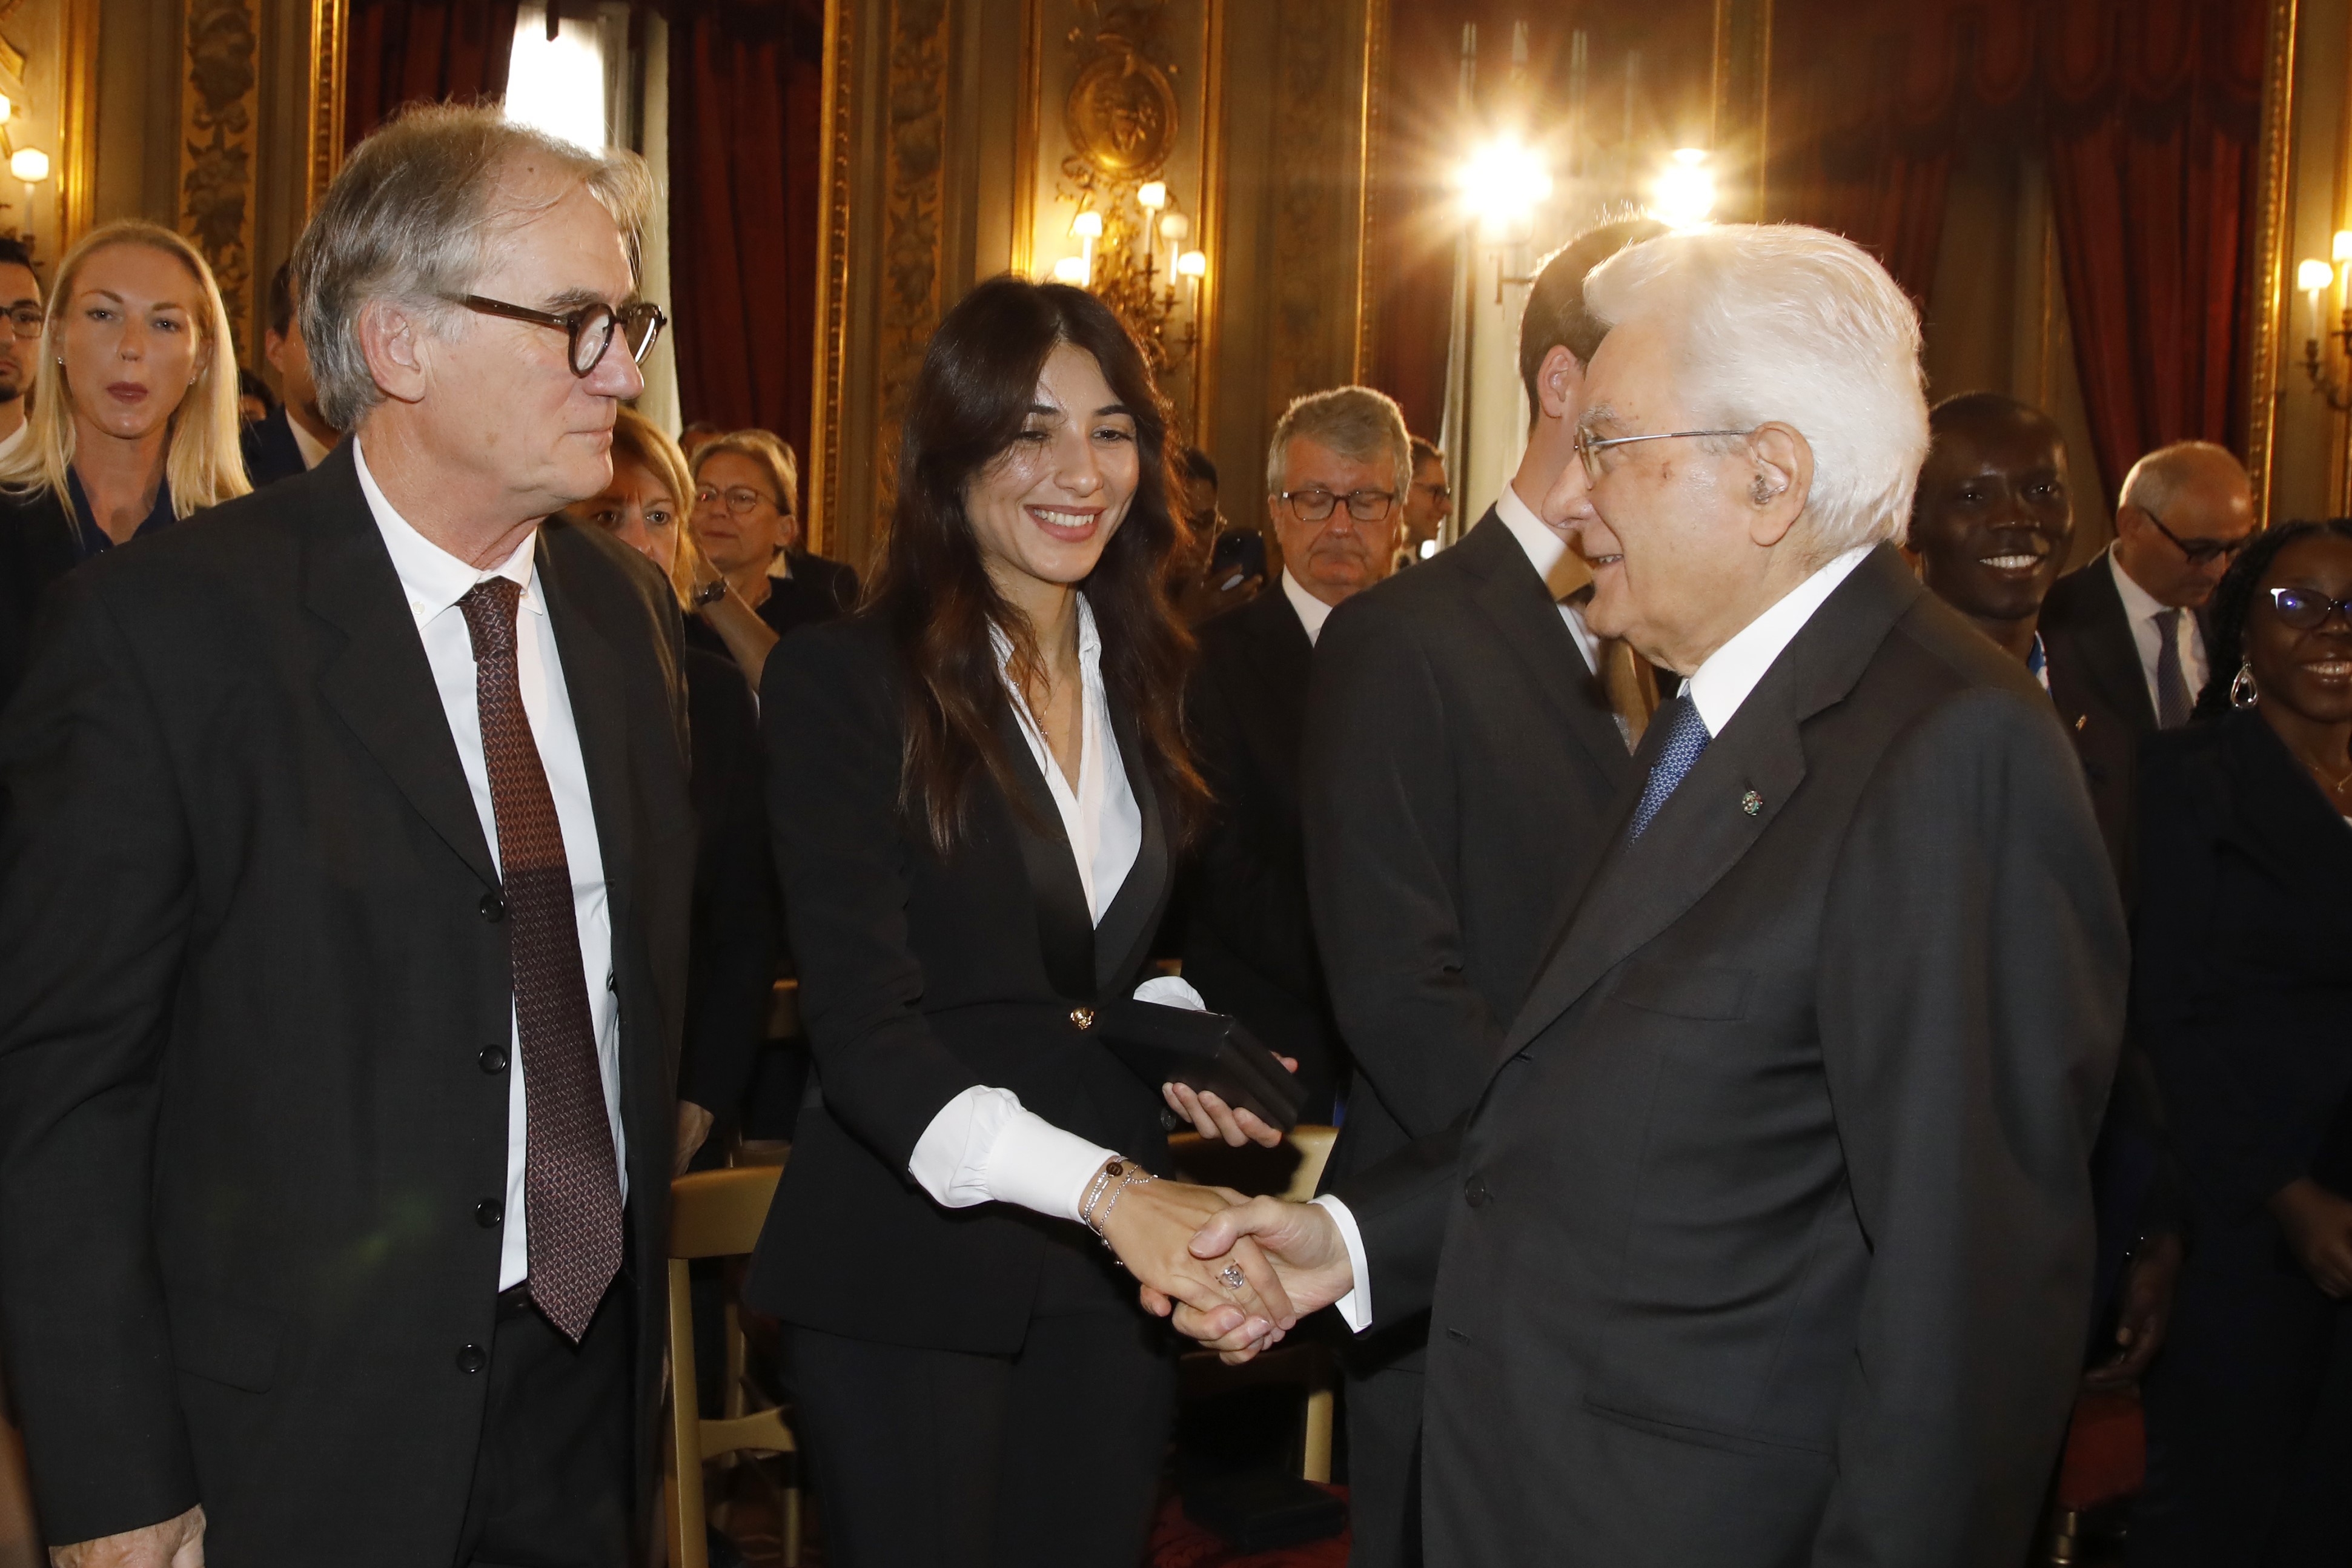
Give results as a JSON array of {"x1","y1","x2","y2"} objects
[
  {"x1": 1342, "y1": 1326, "x2": 1425, "y2": 1568},
  {"x1": 455, "y1": 1282, "x2": 635, "y2": 1568},
  {"x1": 2130, "y1": 1213, "x2": 2352, "y2": 1566},
  {"x1": 784, "y1": 1265, "x2": 1176, "y2": 1568}
]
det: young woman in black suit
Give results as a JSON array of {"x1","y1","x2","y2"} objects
[
  {"x1": 2130, "y1": 519, "x2": 2352, "y2": 1566},
  {"x1": 747, "y1": 277, "x2": 1296, "y2": 1566}
]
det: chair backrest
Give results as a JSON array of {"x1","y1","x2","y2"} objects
[{"x1": 671, "y1": 1165, "x2": 783, "y2": 1260}]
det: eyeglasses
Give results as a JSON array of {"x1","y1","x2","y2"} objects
[
  {"x1": 1574, "y1": 426, "x2": 1752, "y2": 484},
  {"x1": 449, "y1": 295, "x2": 667, "y2": 377},
  {"x1": 2264, "y1": 585, "x2": 2352, "y2": 632},
  {"x1": 1414, "y1": 481, "x2": 1453, "y2": 505},
  {"x1": 2, "y1": 304, "x2": 42, "y2": 340},
  {"x1": 2139, "y1": 506, "x2": 2250, "y2": 567},
  {"x1": 1277, "y1": 487, "x2": 1397, "y2": 523},
  {"x1": 695, "y1": 485, "x2": 787, "y2": 518}
]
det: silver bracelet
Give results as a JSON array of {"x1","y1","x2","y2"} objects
[
  {"x1": 1087, "y1": 1162, "x2": 1158, "y2": 1247},
  {"x1": 1078, "y1": 1159, "x2": 1123, "y2": 1231}
]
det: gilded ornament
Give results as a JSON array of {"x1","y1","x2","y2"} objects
[{"x1": 1065, "y1": 52, "x2": 1178, "y2": 178}]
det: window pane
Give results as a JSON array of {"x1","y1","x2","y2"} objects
[{"x1": 506, "y1": 5, "x2": 608, "y2": 154}]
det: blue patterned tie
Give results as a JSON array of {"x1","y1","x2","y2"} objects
[{"x1": 1628, "y1": 695, "x2": 1710, "y2": 841}]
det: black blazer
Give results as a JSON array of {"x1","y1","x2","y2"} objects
[
  {"x1": 744, "y1": 614, "x2": 1175, "y2": 1354},
  {"x1": 1340, "y1": 549, "x2": 2127, "y2": 1566},
  {"x1": 1180, "y1": 587, "x2": 1341, "y2": 1117},
  {"x1": 676, "y1": 647, "x2": 781, "y2": 1126},
  {"x1": 2134, "y1": 708, "x2": 2352, "y2": 1219},
  {"x1": 757, "y1": 549, "x2": 862, "y2": 642},
  {"x1": 1305, "y1": 508, "x2": 1638, "y2": 1191},
  {"x1": 0, "y1": 484, "x2": 79, "y2": 712},
  {"x1": 239, "y1": 406, "x2": 309, "y2": 491},
  {"x1": 0, "y1": 445, "x2": 695, "y2": 1560},
  {"x1": 2043, "y1": 549, "x2": 2178, "y2": 892}
]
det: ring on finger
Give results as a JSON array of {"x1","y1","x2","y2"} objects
[{"x1": 1219, "y1": 1263, "x2": 1247, "y2": 1290}]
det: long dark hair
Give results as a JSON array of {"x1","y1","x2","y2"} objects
[
  {"x1": 2190, "y1": 518, "x2": 2352, "y2": 718},
  {"x1": 869, "y1": 276, "x2": 1207, "y2": 854}
]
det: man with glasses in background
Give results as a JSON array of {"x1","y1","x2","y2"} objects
[
  {"x1": 0, "y1": 237, "x2": 41, "y2": 460},
  {"x1": 1178, "y1": 386, "x2": 1411, "y2": 1134},
  {"x1": 1394, "y1": 434, "x2": 1452, "y2": 571},
  {"x1": 2042, "y1": 440, "x2": 2256, "y2": 884}
]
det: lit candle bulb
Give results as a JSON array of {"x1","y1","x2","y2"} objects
[
  {"x1": 2301, "y1": 257, "x2": 2334, "y2": 349},
  {"x1": 1159, "y1": 211, "x2": 1190, "y2": 289},
  {"x1": 1072, "y1": 210, "x2": 1103, "y2": 281}
]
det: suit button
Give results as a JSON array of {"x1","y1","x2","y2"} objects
[
  {"x1": 479, "y1": 892, "x2": 505, "y2": 922},
  {"x1": 1069, "y1": 1007, "x2": 1095, "y2": 1031},
  {"x1": 479, "y1": 1044, "x2": 508, "y2": 1074},
  {"x1": 456, "y1": 1343, "x2": 487, "y2": 1374},
  {"x1": 1463, "y1": 1175, "x2": 1491, "y2": 1208},
  {"x1": 475, "y1": 1199, "x2": 503, "y2": 1228}
]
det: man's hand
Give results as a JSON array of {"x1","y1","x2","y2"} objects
[
  {"x1": 52, "y1": 1506, "x2": 205, "y2": 1568},
  {"x1": 1173, "y1": 570, "x2": 1263, "y2": 626},
  {"x1": 1140, "y1": 1195, "x2": 1356, "y2": 1364},
  {"x1": 674, "y1": 1099, "x2": 717, "y2": 1176},
  {"x1": 2083, "y1": 1231, "x2": 2182, "y2": 1391},
  {"x1": 1095, "y1": 1177, "x2": 1295, "y2": 1340},
  {"x1": 2270, "y1": 1178, "x2": 2352, "y2": 1297},
  {"x1": 1161, "y1": 1056, "x2": 1297, "y2": 1150}
]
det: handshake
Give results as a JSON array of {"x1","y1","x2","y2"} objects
[{"x1": 1093, "y1": 1080, "x2": 1360, "y2": 1361}]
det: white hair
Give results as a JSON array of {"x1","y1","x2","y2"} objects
[
  {"x1": 1583, "y1": 224, "x2": 1929, "y2": 557},
  {"x1": 1265, "y1": 385, "x2": 1413, "y2": 499}
]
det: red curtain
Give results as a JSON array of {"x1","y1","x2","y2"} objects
[
  {"x1": 343, "y1": 0, "x2": 523, "y2": 151},
  {"x1": 665, "y1": 0, "x2": 826, "y2": 508}
]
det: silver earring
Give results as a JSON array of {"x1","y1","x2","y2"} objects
[{"x1": 2230, "y1": 660, "x2": 2258, "y2": 709}]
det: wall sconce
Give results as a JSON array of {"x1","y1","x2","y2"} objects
[
  {"x1": 1652, "y1": 148, "x2": 1717, "y2": 228},
  {"x1": 10, "y1": 148, "x2": 47, "y2": 184},
  {"x1": 1455, "y1": 136, "x2": 1551, "y2": 238},
  {"x1": 1051, "y1": 255, "x2": 1090, "y2": 285},
  {"x1": 1050, "y1": 184, "x2": 1208, "y2": 375},
  {"x1": 2301, "y1": 242, "x2": 2352, "y2": 409}
]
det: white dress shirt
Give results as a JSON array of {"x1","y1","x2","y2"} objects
[
  {"x1": 1281, "y1": 569, "x2": 1337, "y2": 646},
  {"x1": 354, "y1": 438, "x2": 626, "y2": 1292},
  {"x1": 903, "y1": 594, "x2": 1205, "y2": 1222},
  {"x1": 1313, "y1": 542, "x2": 1876, "y2": 1331},
  {"x1": 1492, "y1": 480, "x2": 1603, "y2": 675},
  {"x1": 2108, "y1": 547, "x2": 2208, "y2": 719},
  {"x1": 0, "y1": 423, "x2": 26, "y2": 465},
  {"x1": 288, "y1": 412, "x2": 333, "y2": 472}
]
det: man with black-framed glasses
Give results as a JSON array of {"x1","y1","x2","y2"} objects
[
  {"x1": 0, "y1": 236, "x2": 41, "y2": 459},
  {"x1": 2042, "y1": 440, "x2": 2256, "y2": 884}
]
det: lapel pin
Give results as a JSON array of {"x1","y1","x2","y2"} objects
[{"x1": 1740, "y1": 789, "x2": 1764, "y2": 816}]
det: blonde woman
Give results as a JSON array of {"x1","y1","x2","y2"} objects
[
  {"x1": 0, "y1": 220, "x2": 248, "y2": 704},
  {"x1": 689, "y1": 427, "x2": 861, "y2": 641},
  {"x1": 575, "y1": 406, "x2": 778, "y2": 1169}
]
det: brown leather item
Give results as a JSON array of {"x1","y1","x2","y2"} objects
[{"x1": 459, "y1": 577, "x2": 622, "y2": 1344}]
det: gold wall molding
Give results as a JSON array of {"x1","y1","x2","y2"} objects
[
  {"x1": 1710, "y1": 0, "x2": 1772, "y2": 222},
  {"x1": 1262, "y1": 0, "x2": 1377, "y2": 422},
  {"x1": 872, "y1": 0, "x2": 954, "y2": 525},
  {"x1": 59, "y1": 0, "x2": 98, "y2": 247},
  {"x1": 306, "y1": 0, "x2": 347, "y2": 214},
  {"x1": 808, "y1": 0, "x2": 858, "y2": 558},
  {"x1": 2246, "y1": 0, "x2": 2297, "y2": 523},
  {"x1": 1350, "y1": 0, "x2": 1383, "y2": 382},
  {"x1": 181, "y1": 0, "x2": 262, "y2": 348}
]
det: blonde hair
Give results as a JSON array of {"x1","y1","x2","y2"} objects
[
  {"x1": 691, "y1": 428, "x2": 801, "y2": 550},
  {"x1": 0, "y1": 220, "x2": 251, "y2": 523},
  {"x1": 607, "y1": 406, "x2": 696, "y2": 607}
]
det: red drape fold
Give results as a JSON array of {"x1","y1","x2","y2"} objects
[
  {"x1": 664, "y1": 0, "x2": 826, "y2": 505},
  {"x1": 343, "y1": 0, "x2": 523, "y2": 151}
]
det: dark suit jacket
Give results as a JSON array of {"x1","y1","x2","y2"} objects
[
  {"x1": 1306, "y1": 509, "x2": 1638, "y2": 1197},
  {"x1": 2043, "y1": 549, "x2": 2168, "y2": 894},
  {"x1": 676, "y1": 648, "x2": 781, "y2": 1128},
  {"x1": 1341, "y1": 548, "x2": 2127, "y2": 1566},
  {"x1": 2135, "y1": 708, "x2": 2352, "y2": 1219},
  {"x1": 0, "y1": 445, "x2": 695, "y2": 1561},
  {"x1": 238, "y1": 406, "x2": 310, "y2": 492},
  {"x1": 744, "y1": 615, "x2": 1176, "y2": 1353},
  {"x1": 757, "y1": 549, "x2": 862, "y2": 642},
  {"x1": 1181, "y1": 587, "x2": 1342, "y2": 1117},
  {"x1": 0, "y1": 485, "x2": 79, "y2": 712}
]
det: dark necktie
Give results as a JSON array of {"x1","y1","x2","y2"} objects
[
  {"x1": 2153, "y1": 608, "x2": 2193, "y2": 729},
  {"x1": 459, "y1": 577, "x2": 621, "y2": 1342},
  {"x1": 1628, "y1": 695, "x2": 1710, "y2": 840}
]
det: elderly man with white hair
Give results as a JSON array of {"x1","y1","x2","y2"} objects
[
  {"x1": 0, "y1": 105, "x2": 687, "y2": 1566},
  {"x1": 1163, "y1": 225, "x2": 2127, "y2": 1566}
]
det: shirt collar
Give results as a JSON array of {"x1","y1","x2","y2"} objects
[
  {"x1": 352, "y1": 435, "x2": 540, "y2": 626},
  {"x1": 1492, "y1": 478, "x2": 1597, "y2": 600},
  {"x1": 2106, "y1": 544, "x2": 2168, "y2": 626},
  {"x1": 288, "y1": 412, "x2": 334, "y2": 472},
  {"x1": 1683, "y1": 545, "x2": 1875, "y2": 736},
  {"x1": 1280, "y1": 569, "x2": 1336, "y2": 645}
]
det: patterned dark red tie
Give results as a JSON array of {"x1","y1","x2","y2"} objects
[{"x1": 459, "y1": 577, "x2": 622, "y2": 1342}]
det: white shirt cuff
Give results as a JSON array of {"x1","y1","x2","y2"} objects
[
  {"x1": 1131, "y1": 973, "x2": 1208, "y2": 1010},
  {"x1": 1310, "y1": 1193, "x2": 1374, "y2": 1332},
  {"x1": 905, "y1": 1085, "x2": 1117, "y2": 1222}
]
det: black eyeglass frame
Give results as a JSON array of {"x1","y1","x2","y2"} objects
[
  {"x1": 1276, "y1": 486, "x2": 1399, "y2": 524},
  {"x1": 1, "y1": 304, "x2": 43, "y2": 341},
  {"x1": 451, "y1": 294, "x2": 667, "y2": 377},
  {"x1": 2263, "y1": 585, "x2": 2352, "y2": 632},
  {"x1": 2138, "y1": 504, "x2": 2251, "y2": 567}
]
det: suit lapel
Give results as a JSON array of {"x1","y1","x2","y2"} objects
[
  {"x1": 1093, "y1": 705, "x2": 1171, "y2": 993},
  {"x1": 1240, "y1": 589, "x2": 1314, "y2": 795},
  {"x1": 996, "y1": 704, "x2": 1098, "y2": 999},
  {"x1": 536, "y1": 523, "x2": 638, "y2": 902},
  {"x1": 1504, "y1": 547, "x2": 1925, "y2": 1057},
  {"x1": 2070, "y1": 555, "x2": 2159, "y2": 732},
  {"x1": 1458, "y1": 512, "x2": 1632, "y2": 776},
  {"x1": 302, "y1": 449, "x2": 498, "y2": 890}
]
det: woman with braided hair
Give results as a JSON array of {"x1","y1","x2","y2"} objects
[{"x1": 2130, "y1": 517, "x2": 2352, "y2": 1564}]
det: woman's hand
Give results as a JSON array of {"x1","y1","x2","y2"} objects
[
  {"x1": 2270, "y1": 1177, "x2": 2352, "y2": 1297},
  {"x1": 1094, "y1": 1174, "x2": 1296, "y2": 1340},
  {"x1": 1140, "y1": 1196, "x2": 1357, "y2": 1364},
  {"x1": 1162, "y1": 1056, "x2": 1298, "y2": 1149}
]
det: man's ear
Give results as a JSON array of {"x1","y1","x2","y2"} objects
[
  {"x1": 1535, "y1": 345, "x2": 1583, "y2": 424},
  {"x1": 1743, "y1": 422, "x2": 1813, "y2": 549},
  {"x1": 355, "y1": 299, "x2": 430, "y2": 406}
]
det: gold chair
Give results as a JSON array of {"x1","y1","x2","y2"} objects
[
  {"x1": 1168, "y1": 1124, "x2": 1339, "y2": 1481},
  {"x1": 666, "y1": 1164, "x2": 800, "y2": 1567}
]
